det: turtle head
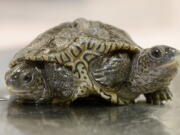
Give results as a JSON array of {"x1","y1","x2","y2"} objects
[
  {"x1": 131, "y1": 45, "x2": 179, "y2": 94},
  {"x1": 5, "y1": 62, "x2": 47, "y2": 103}
]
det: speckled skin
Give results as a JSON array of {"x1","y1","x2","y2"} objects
[{"x1": 5, "y1": 18, "x2": 180, "y2": 105}]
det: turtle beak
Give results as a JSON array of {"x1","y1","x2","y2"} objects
[
  {"x1": 159, "y1": 48, "x2": 180, "y2": 68},
  {"x1": 175, "y1": 49, "x2": 180, "y2": 55},
  {"x1": 175, "y1": 50, "x2": 180, "y2": 67}
]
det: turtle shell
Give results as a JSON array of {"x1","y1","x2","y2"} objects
[{"x1": 10, "y1": 18, "x2": 141, "y2": 68}]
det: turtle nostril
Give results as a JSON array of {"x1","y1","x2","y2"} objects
[
  {"x1": 12, "y1": 74, "x2": 18, "y2": 80},
  {"x1": 5, "y1": 72, "x2": 11, "y2": 84},
  {"x1": 5, "y1": 76, "x2": 13, "y2": 86},
  {"x1": 5, "y1": 71, "x2": 18, "y2": 85}
]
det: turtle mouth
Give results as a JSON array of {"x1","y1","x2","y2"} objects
[
  {"x1": 175, "y1": 52, "x2": 180, "y2": 68},
  {"x1": 7, "y1": 86, "x2": 42, "y2": 100},
  {"x1": 160, "y1": 60, "x2": 179, "y2": 68},
  {"x1": 159, "y1": 52, "x2": 180, "y2": 68},
  {"x1": 7, "y1": 86, "x2": 31, "y2": 94}
]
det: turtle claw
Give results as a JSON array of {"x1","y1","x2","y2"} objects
[
  {"x1": 95, "y1": 77, "x2": 107, "y2": 83},
  {"x1": 145, "y1": 89, "x2": 172, "y2": 105},
  {"x1": 35, "y1": 98, "x2": 46, "y2": 104},
  {"x1": 92, "y1": 70, "x2": 107, "y2": 84},
  {"x1": 35, "y1": 92, "x2": 51, "y2": 104},
  {"x1": 93, "y1": 71, "x2": 105, "y2": 77}
]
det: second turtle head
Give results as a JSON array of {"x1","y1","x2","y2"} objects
[
  {"x1": 5, "y1": 62, "x2": 46, "y2": 102},
  {"x1": 131, "y1": 45, "x2": 179, "y2": 93}
]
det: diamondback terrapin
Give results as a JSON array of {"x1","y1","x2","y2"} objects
[{"x1": 5, "y1": 18, "x2": 180, "y2": 105}]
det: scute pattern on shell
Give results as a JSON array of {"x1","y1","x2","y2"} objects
[{"x1": 10, "y1": 18, "x2": 141, "y2": 67}]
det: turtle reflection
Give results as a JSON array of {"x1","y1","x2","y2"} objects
[{"x1": 7, "y1": 102, "x2": 169, "y2": 135}]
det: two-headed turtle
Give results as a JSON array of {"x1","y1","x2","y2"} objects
[{"x1": 5, "y1": 18, "x2": 180, "y2": 105}]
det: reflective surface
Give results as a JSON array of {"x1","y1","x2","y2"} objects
[{"x1": 0, "y1": 50, "x2": 180, "y2": 135}]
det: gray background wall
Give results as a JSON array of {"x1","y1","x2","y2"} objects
[{"x1": 0, "y1": 0, "x2": 180, "y2": 50}]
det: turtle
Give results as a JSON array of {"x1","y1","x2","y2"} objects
[{"x1": 5, "y1": 18, "x2": 180, "y2": 105}]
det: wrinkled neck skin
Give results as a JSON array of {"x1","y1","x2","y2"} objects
[
  {"x1": 128, "y1": 52, "x2": 178, "y2": 95},
  {"x1": 128, "y1": 53, "x2": 147, "y2": 94},
  {"x1": 115, "y1": 54, "x2": 142, "y2": 101}
]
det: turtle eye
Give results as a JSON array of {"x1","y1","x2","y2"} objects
[
  {"x1": 23, "y1": 73, "x2": 33, "y2": 83},
  {"x1": 151, "y1": 48, "x2": 162, "y2": 58}
]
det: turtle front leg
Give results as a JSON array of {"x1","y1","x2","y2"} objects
[
  {"x1": 35, "y1": 88, "x2": 52, "y2": 104},
  {"x1": 144, "y1": 88, "x2": 172, "y2": 105}
]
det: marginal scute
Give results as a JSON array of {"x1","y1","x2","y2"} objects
[
  {"x1": 60, "y1": 52, "x2": 71, "y2": 63},
  {"x1": 70, "y1": 45, "x2": 81, "y2": 57},
  {"x1": 54, "y1": 54, "x2": 62, "y2": 63},
  {"x1": 87, "y1": 41, "x2": 94, "y2": 50},
  {"x1": 96, "y1": 42, "x2": 106, "y2": 53},
  {"x1": 109, "y1": 42, "x2": 117, "y2": 52},
  {"x1": 72, "y1": 43, "x2": 83, "y2": 56},
  {"x1": 42, "y1": 55, "x2": 49, "y2": 61},
  {"x1": 122, "y1": 43, "x2": 130, "y2": 50},
  {"x1": 83, "y1": 53, "x2": 97, "y2": 63}
]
